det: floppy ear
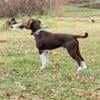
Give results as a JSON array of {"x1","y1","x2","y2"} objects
[
  {"x1": 38, "y1": 20, "x2": 41, "y2": 24},
  {"x1": 26, "y1": 19, "x2": 33, "y2": 29}
]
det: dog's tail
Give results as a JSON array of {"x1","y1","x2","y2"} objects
[{"x1": 74, "y1": 32, "x2": 88, "y2": 39}]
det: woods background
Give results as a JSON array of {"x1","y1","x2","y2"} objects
[{"x1": 0, "y1": 0, "x2": 100, "y2": 17}]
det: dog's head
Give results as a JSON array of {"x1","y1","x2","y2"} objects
[{"x1": 25, "y1": 19, "x2": 41, "y2": 32}]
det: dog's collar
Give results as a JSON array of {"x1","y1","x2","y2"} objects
[
  {"x1": 34, "y1": 28, "x2": 44, "y2": 35},
  {"x1": 36, "y1": 28, "x2": 44, "y2": 33}
]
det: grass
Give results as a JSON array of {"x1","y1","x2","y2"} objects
[
  {"x1": 0, "y1": 7, "x2": 100, "y2": 100},
  {"x1": 64, "y1": 6, "x2": 100, "y2": 17},
  {"x1": 65, "y1": 6, "x2": 100, "y2": 13}
]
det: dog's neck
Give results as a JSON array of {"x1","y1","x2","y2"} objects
[{"x1": 31, "y1": 28, "x2": 44, "y2": 35}]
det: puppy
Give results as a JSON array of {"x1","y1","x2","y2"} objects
[{"x1": 25, "y1": 19, "x2": 88, "y2": 71}]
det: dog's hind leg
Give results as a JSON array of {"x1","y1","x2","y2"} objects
[
  {"x1": 39, "y1": 50, "x2": 48, "y2": 69},
  {"x1": 67, "y1": 49, "x2": 82, "y2": 71},
  {"x1": 65, "y1": 42, "x2": 83, "y2": 71},
  {"x1": 75, "y1": 40, "x2": 87, "y2": 69}
]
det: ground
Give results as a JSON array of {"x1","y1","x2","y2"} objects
[{"x1": 0, "y1": 7, "x2": 100, "y2": 100}]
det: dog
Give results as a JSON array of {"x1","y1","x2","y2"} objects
[
  {"x1": 10, "y1": 18, "x2": 25, "y2": 29},
  {"x1": 25, "y1": 19, "x2": 88, "y2": 71}
]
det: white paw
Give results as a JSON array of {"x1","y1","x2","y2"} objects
[
  {"x1": 82, "y1": 65, "x2": 87, "y2": 69},
  {"x1": 40, "y1": 65, "x2": 48, "y2": 69},
  {"x1": 81, "y1": 61, "x2": 87, "y2": 69},
  {"x1": 77, "y1": 67, "x2": 82, "y2": 71},
  {"x1": 40, "y1": 67, "x2": 46, "y2": 69}
]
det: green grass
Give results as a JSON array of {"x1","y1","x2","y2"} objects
[
  {"x1": 64, "y1": 6, "x2": 100, "y2": 17},
  {"x1": 65, "y1": 6, "x2": 100, "y2": 12},
  {"x1": 0, "y1": 8, "x2": 100, "y2": 99}
]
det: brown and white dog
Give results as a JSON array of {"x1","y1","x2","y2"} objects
[{"x1": 25, "y1": 19, "x2": 88, "y2": 71}]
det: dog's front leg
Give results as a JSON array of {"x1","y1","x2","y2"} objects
[{"x1": 39, "y1": 50, "x2": 48, "y2": 69}]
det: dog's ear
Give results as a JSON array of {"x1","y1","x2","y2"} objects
[
  {"x1": 26, "y1": 19, "x2": 33, "y2": 29},
  {"x1": 38, "y1": 20, "x2": 41, "y2": 24}
]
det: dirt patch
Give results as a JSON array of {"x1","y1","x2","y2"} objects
[
  {"x1": 0, "y1": 40, "x2": 7, "y2": 43},
  {"x1": 0, "y1": 68, "x2": 10, "y2": 79}
]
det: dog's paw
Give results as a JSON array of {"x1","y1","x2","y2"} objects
[
  {"x1": 77, "y1": 67, "x2": 82, "y2": 71},
  {"x1": 40, "y1": 66, "x2": 47, "y2": 70},
  {"x1": 82, "y1": 65, "x2": 87, "y2": 69},
  {"x1": 40, "y1": 67, "x2": 45, "y2": 70}
]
